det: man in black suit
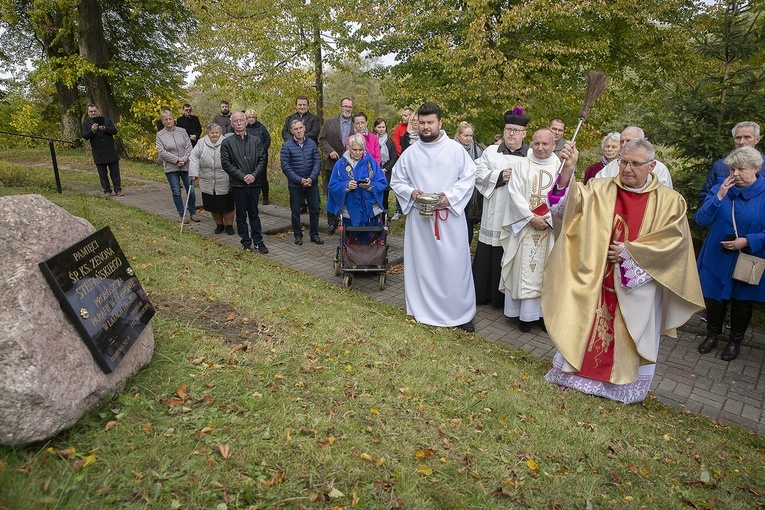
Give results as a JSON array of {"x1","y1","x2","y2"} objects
[
  {"x1": 176, "y1": 104, "x2": 203, "y2": 147},
  {"x1": 318, "y1": 97, "x2": 354, "y2": 232}
]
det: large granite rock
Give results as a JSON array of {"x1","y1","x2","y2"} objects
[{"x1": 0, "y1": 194, "x2": 154, "y2": 445}]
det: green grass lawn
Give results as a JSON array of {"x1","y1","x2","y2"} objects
[{"x1": 0, "y1": 171, "x2": 763, "y2": 508}]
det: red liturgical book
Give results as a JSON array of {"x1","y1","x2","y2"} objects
[{"x1": 531, "y1": 203, "x2": 549, "y2": 216}]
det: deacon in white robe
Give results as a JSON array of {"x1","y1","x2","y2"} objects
[
  {"x1": 472, "y1": 108, "x2": 530, "y2": 308},
  {"x1": 499, "y1": 129, "x2": 560, "y2": 331},
  {"x1": 391, "y1": 105, "x2": 476, "y2": 330}
]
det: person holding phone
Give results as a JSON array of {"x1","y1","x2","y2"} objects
[
  {"x1": 327, "y1": 133, "x2": 388, "y2": 242},
  {"x1": 82, "y1": 104, "x2": 122, "y2": 196}
]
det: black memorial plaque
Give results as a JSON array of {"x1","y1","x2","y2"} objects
[{"x1": 39, "y1": 226, "x2": 155, "y2": 374}]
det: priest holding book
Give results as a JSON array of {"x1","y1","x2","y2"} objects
[{"x1": 499, "y1": 128, "x2": 561, "y2": 332}]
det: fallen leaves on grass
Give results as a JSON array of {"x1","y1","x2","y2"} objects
[
  {"x1": 416, "y1": 465, "x2": 433, "y2": 476},
  {"x1": 218, "y1": 444, "x2": 232, "y2": 459}
]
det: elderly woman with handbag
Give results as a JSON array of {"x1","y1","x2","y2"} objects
[{"x1": 696, "y1": 146, "x2": 765, "y2": 361}]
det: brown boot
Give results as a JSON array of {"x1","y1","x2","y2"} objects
[
  {"x1": 698, "y1": 333, "x2": 718, "y2": 354},
  {"x1": 720, "y1": 341, "x2": 741, "y2": 361}
]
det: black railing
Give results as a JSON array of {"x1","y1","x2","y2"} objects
[{"x1": 0, "y1": 130, "x2": 79, "y2": 193}]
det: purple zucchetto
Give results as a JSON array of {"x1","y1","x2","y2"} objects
[{"x1": 504, "y1": 106, "x2": 530, "y2": 127}]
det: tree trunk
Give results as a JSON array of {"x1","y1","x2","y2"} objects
[
  {"x1": 78, "y1": 0, "x2": 120, "y2": 123},
  {"x1": 36, "y1": 8, "x2": 81, "y2": 140},
  {"x1": 313, "y1": 22, "x2": 324, "y2": 125},
  {"x1": 56, "y1": 82, "x2": 82, "y2": 140}
]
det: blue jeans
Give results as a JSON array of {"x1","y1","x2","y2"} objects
[
  {"x1": 166, "y1": 171, "x2": 196, "y2": 217},
  {"x1": 231, "y1": 187, "x2": 263, "y2": 248},
  {"x1": 288, "y1": 184, "x2": 320, "y2": 238}
]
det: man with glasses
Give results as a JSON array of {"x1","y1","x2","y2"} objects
[
  {"x1": 472, "y1": 107, "x2": 530, "y2": 309},
  {"x1": 697, "y1": 121, "x2": 764, "y2": 205},
  {"x1": 319, "y1": 97, "x2": 355, "y2": 233},
  {"x1": 176, "y1": 104, "x2": 202, "y2": 147},
  {"x1": 594, "y1": 126, "x2": 672, "y2": 187},
  {"x1": 221, "y1": 111, "x2": 269, "y2": 254},
  {"x1": 542, "y1": 138, "x2": 703, "y2": 403}
]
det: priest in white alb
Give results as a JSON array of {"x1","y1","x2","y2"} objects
[
  {"x1": 391, "y1": 102, "x2": 477, "y2": 332},
  {"x1": 472, "y1": 107, "x2": 530, "y2": 309},
  {"x1": 542, "y1": 139, "x2": 703, "y2": 404},
  {"x1": 499, "y1": 128, "x2": 561, "y2": 332}
]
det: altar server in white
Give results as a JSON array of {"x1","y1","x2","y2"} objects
[{"x1": 391, "y1": 102, "x2": 477, "y2": 332}]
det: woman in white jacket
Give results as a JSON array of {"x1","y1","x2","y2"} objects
[{"x1": 189, "y1": 123, "x2": 235, "y2": 234}]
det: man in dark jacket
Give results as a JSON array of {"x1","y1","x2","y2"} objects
[
  {"x1": 82, "y1": 104, "x2": 122, "y2": 196},
  {"x1": 221, "y1": 111, "x2": 269, "y2": 254},
  {"x1": 281, "y1": 119, "x2": 323, "y2": 245},
  {"x1": 281, "y1": 96, "x2": 320, "y2": 143},
  {"x1": 319, "y1": 97, "x2": 354, "y2": 232},
  {"x1": 245, "y1": 110, "x2": 272, "y2": 205},
  {"x1": 176, "y1": 104, "x2": 203, "y2": 147}
]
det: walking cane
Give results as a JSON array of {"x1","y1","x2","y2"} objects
[
  {"x1": 179, "y1": 177, "x2": 193, "y2": 234},
  {"x1": 556, "y1": 70, "x2": 609, "y2": 174}
]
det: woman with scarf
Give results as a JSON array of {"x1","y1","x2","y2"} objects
[
  {"x1": 455, "y1": 121, "x2": 485, "y2": 244},
  {"x1": 583, "y1": 132, "x2": 620, "y2": 184},
  {"x1": 327, "y1": 133, "x2": 388, "y2": 243},
  {"x1": 373, "y1": 118, "x2": 398, "y2": 219}
]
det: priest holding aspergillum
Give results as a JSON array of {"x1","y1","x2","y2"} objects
[{"x1": 542, "y1": 139, "x2": 704, "y2": 404}]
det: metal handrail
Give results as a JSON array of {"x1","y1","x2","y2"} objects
[{"x1": 0, "y1": 130, "x2": 79, "y2": 194}]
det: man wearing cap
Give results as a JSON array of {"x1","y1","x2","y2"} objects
[{"x1": 472, "y1": 107, "x2": 530, "y2": 309}]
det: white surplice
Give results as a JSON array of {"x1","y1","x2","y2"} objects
[
  {"x1": 391, "y1": 131, "x2": 477, "y2": 327},
  {"x1": 499, "y1": 152, "x2": 560, "y2": 320},
  {"x1": 474, "y1": 145, "x2": 527, "y2": 246}
]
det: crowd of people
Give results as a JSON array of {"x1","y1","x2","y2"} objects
[{"x1": 82, "y1": 97, "x2": 764, "y2": 404}]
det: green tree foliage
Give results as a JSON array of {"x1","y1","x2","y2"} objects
[
  {"x1": 356, "y1": 0, "x2": 698, "y2": 147},
  {"x1": 660, "y1": 0, "x2": 765, "y2": 164},
  {"x1": 0, "y1": 0, "x2": 191, "y2": 157},
  {"x1": 185, "y1": 0, "x2": 366, "y2": 130}
]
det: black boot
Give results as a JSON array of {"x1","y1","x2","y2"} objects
[
  {"x1": 698, "y1": 333, "x2": 718, "y2": 354},
  {"x1": 721, "y1": 341, "x2": 741, "y2": 361}
]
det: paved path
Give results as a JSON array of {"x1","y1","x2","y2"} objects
[{"x1": 107, "y1": 180, "x2": 765, "y2": 434}]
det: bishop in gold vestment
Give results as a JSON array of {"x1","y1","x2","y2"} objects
[{"x1": 542, "y1": 139, "x2": 703, "y2": 403}]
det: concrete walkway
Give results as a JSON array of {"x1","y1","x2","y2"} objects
[{"x1": 106, "y1": 180, "x2": 765, "y2": 435}]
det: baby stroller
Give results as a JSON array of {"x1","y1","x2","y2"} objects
[{"x1": 333, "y1": 211, "x2": 389, "y2": 289}]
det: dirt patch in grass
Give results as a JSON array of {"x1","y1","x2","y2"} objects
[{"x1": 152, "y1": 295, "x2": 277, "y2": 346}]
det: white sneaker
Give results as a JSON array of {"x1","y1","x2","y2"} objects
[{"x1": 391, "y1": 212, "x2": 401, "y2": 221}]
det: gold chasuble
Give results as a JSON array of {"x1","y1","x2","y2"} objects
[{"x1": 541, "y1": 174, "x2": 703, "y2": 385}]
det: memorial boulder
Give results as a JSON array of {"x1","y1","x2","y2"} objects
[{"x1": 0, "y1": 194, "x2": 154, "y2": 445}]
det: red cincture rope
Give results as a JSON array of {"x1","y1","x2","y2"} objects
[{"x1": 434, "y1": 209, "x2": 449, "y2": 240}]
